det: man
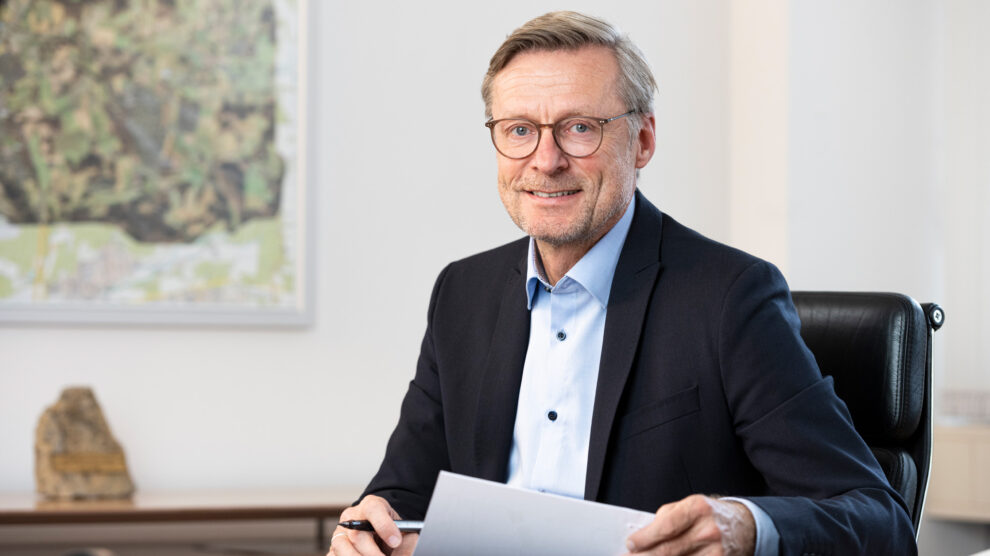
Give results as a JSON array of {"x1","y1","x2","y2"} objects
[{"x1": 329, "y1": 11, "x2": 915, "y2": 556}]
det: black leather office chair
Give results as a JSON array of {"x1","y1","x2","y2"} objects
[{"x1": 791, "y1": 292, "x2": 944, "y2": 535}]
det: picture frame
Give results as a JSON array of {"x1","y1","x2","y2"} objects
[{"x1": 0, "y1": 0, "x2": 311, "y2": 326}]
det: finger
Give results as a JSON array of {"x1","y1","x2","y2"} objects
[
  {"x1": 339, "y1": 495, "x2": 403, "y2": 551},
  {"x1": 328, "y1": 527, "x2": 380, "y2": 556},
  {"x1": 626, "y1": 495, "x2": 714, "y2": 552},
  {"x1": 338, "y1": 505, "x2": 363, "y2": 522},
  {"x1": 391, "y1": 533, "x2": 420, "y2": 556},
  {"x1": 625, "y1": 518, "x2": 722, "y2": 556},
  {"x1": 349, "y1": 529, "x2": 388, "y2": 555},
  {"x1": 361, "y1": 496, "x2": 403, "y2": 549},
  {"x1": 327, "y1": 527, "x2": 347, "y2": 555},
  {"x1": 662, "y1": 518, "x2": 723, "y2": 555}
]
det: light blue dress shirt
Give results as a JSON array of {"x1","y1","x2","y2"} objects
[
  {"x1": 506, "y1": 195, "x2": 635, "y2": 499},
  {"x1": 504, "y1": 196, "x2": 780, "y2": 555}
]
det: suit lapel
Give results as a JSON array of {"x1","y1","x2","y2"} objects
[
  {"x1": 584, "y1": 192, "x2": 664, "y2": 501},
  {"x1": 472, "y1": 252, "x2": 531, "y2": 482}
]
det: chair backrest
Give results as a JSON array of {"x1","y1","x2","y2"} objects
[{"x1": 790, "y1": 292, "x2": 944, "y2": 534}]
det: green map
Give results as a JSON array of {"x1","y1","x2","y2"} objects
[{"x1": 0, "y1": 0, "x2": 303, "y2": 315}]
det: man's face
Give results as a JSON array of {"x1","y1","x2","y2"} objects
[{"x1": 489, "y1": 46, "x2": 655, "y2": 250}]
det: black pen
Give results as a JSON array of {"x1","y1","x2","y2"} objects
[{"x1": 338, "y1": 520, "x2": 424, "y2": 533}]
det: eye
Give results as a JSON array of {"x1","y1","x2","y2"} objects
[
  {"x1": 498, "y1": 121, "x2": 536, "y2": 139},
  {"x1": 560, "y1": 118, "x2": 596, "y2": 135}
]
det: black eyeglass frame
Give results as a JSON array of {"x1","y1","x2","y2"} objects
[{"x1": 484, "y1": 110, "x2": 638, "y2": 159}]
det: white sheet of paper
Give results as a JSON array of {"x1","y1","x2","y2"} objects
[{"x1": 413, "y1": 471, "x2": 655, "y2": 555}]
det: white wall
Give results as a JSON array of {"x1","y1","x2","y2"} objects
[
  {"x1": 0, "y1": 0, "x2": 730, "y2": 493},
  {"x1": 727, "y1": 0, "x2": 790, "y2": 269},
  {"x1": 787, "y1": 1, "x2": 941, "y2": 301},
  {"x1": 938, "y1": 0, "x2": 990, "y2": 393}
]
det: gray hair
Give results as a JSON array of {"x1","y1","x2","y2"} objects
[{"x1": 481, "y1": 11, "x2": 657, "y2": 120}]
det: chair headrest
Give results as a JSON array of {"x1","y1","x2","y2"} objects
[{"x1": 791, "y1": 292, "x2": 927, "y2": 442}]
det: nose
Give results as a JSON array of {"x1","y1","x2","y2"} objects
[{"x1": 530, "y1": 127, "x2": 568, "y2": 175}]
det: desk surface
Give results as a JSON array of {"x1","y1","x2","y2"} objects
[{"x1": 0, "y1": 488, "x2": 357, "y2": 524}]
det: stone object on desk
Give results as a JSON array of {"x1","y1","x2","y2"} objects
[{"x1": 35, "y1": 387, "x2": 135, "y2": 499}]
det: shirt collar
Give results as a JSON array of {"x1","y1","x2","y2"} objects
[{"x1": 525, "y1": 195, "x2": 636, "y2": 310}]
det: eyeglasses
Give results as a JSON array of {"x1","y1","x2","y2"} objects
[{"x1": 484, "y1": 110, "x2": 637, "y2": 159}]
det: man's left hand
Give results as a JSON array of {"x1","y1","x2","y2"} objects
[{"x1": 625, "y1": 494, "x2": 756, "y2": 556}]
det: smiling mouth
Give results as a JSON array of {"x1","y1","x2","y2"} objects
[{"x1": 531, "y1": 190, "x2": 578, "y2": 199}]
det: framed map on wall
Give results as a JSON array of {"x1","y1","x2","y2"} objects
[{"x1": 0, "y1": 0, "x2": 310, "y2": 325}]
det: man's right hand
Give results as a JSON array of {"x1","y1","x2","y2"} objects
[{"x1": 327, "y1": 495, "x2": 419, "y2": 556}]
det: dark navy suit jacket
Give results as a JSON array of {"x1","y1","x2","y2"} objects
[{"x1": 363, "y1": 191, "x2": 916, "y2": 555}]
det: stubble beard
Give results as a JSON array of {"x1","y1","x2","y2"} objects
[{"x1": 502, "y1": 175, "x2": 626, "y2": 248}]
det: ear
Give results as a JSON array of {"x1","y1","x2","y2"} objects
[{"x1": 634, "y1": 112, "x2": 657, "y2": 169}]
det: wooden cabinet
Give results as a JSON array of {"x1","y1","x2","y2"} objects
[
  {"x1": 0, "y1": 488, "x2": 356, "y2": 554},
  {"x1": 927, "y1": 425, "x2": 990, "y2": 522}
]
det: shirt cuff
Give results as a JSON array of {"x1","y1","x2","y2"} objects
[{"x1": 722, "y1": 497, "x2": 779, "y2": 556}]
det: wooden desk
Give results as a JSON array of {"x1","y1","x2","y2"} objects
[{"x1": 0, "y1": 488, "x2": 356, "y2": 552}]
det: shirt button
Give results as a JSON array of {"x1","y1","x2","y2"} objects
[
  {"x1": 547, "y1": 410, "x2": 558, "y2": 421},
  {"x1": 556, "y1": 330, "x2": 566, "y2": 341}
]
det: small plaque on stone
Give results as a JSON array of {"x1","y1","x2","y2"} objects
[{"x1": 35, "y1": 387, "x2": 135, "y2": 499}]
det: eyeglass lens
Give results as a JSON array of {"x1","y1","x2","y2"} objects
[{"x1": 490, "y1": 117, "x2": 605, "y2": 158}]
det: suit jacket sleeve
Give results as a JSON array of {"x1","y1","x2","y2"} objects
[
  {"x1": 718, "y1": 260, "x2": 916, "y2": 555},
  {"x1": 359, "y1": 264, "x2": 453, "y2": 520}
]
